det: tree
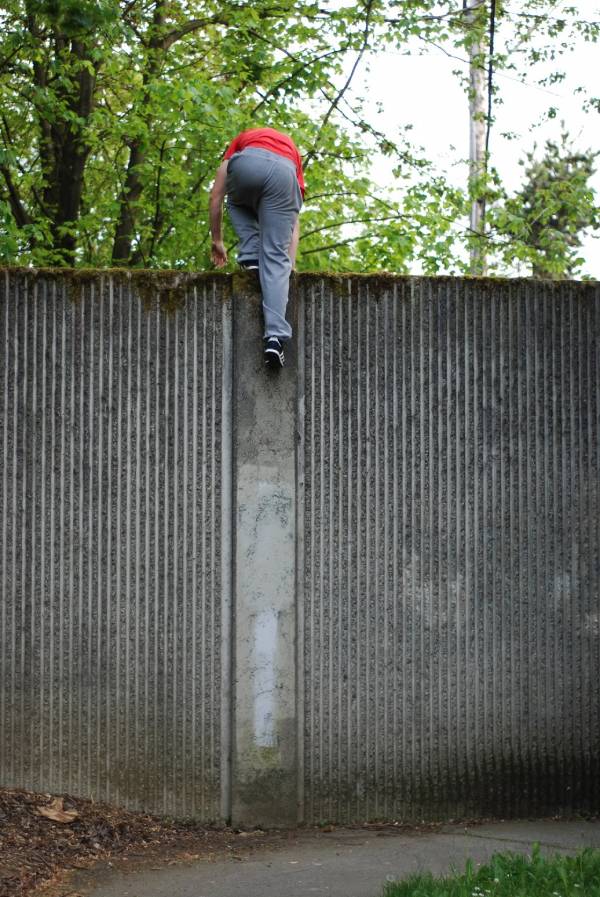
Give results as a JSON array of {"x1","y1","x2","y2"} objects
[
  {"x1": 462, "y1": 0, "x2": 488, "y2": 274},
  {"x1": 0, "y1": 0, "x2": 460, "y2": 270},
  {"x1": 0, "y1": 1, "x2": 597, "y2": 274},
  {"x1": 491, "y1": 133, "x2": 599, "y2": 279},
  {"x1": 446, "y1": 0, "x2": 599, "y2": 276}
]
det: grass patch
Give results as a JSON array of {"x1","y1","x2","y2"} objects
[{"x1": 383, "y1": 845, "x2": 600, "y2": 897}]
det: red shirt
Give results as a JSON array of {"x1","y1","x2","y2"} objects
[{"x1": 224, "y1": 128, "x2": 305, "y2": 196}]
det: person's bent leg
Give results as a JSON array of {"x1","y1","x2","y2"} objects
[
  {"x1": 225, "y1": 153, "x2": 262, "y2": 263},
  {"x1": 226, "y1": 198, "x2": 260, "y2": 264}
]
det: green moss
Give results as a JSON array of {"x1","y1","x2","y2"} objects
[
  {"x1": 0, "y1": 267, "x2": 596, "y2": 311},
  {"x1": 130, "y1": 269, "x2": 188, "y2": 313},
  {"x1": 0, "y1": 266, "x2": 231, "y2": 311},
  {"x1": 244, "y1": 745, "x2": 282, "y2": 771},
  {"x1": 64, "y1": 269, "x2": 99, "y2": 304},
  {"x1": 232, "y1": 270, "x2": 261, "y2": 294}
]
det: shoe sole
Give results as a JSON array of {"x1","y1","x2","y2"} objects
[{"x1": 264, "y1": 348, "x2": 284, "y2": 368}]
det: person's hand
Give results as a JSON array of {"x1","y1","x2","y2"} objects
[{"x1": 211, "y1": 240, "x2": 228, "y2": 267}]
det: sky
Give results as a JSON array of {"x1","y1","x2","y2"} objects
[{"x1": 351, "y1": 1, "x2": 600, "y2": 277}]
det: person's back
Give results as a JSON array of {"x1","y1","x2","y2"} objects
[{"x1": 223, "y1": 128, "x2": 305, "y2": 197}]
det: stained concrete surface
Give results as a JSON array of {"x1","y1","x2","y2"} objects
[
  {"x1": 69, "y1": 820, "x2": 600, "y2": 897},
  {"x1": 4, "y1": 272, "x2": 600, "y2": 826},
  {"x1": 231, "y1": 277, "x2": 298, "y2": 827}
]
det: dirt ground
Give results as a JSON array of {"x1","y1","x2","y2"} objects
[{"x1": 0, "y1": 786, "x2": 445, "y2": 897}]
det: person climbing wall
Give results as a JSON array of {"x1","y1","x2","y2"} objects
[{"x1": 209, "y1": 126, "x2": 305, "y2": 368}]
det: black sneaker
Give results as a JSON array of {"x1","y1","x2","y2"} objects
[
  {"x1": 239, "y1": 258, "x2": 259, "y2": 271},
  {"x1": 264, "y1": 337, "x2": 285, "y2": 368}
]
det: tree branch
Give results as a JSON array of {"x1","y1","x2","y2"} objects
[
  {"x1": 159, "y1": 16, "x2": 225, "y2": 51},
  {"x1": 146, "y1": 138, "x2": 167, "y2": 261},
  {"x1": 0, "y1": 165, "x2": 31, "y2": 228},
  {"x1": 250, "y1": 47, "x2": 346, "y2": 115},
  {"x1": 303, "y1": 0, "x2": 375, "y2": 167},
  {"x1": 301, "y1": 213, "x2": 410, "y2": 239},
  {"x1": 301, "y1": 231, "x2": 392, "y2": 255},
  {"x1": 485, "y1": 0, "x2": 496, "y2": 160}
]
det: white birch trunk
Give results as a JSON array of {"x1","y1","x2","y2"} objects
[{"x1": 465, "y1": 0, "x2": 487, "y2": 274}]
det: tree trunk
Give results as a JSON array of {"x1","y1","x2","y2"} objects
[
  {"x1": 111, "y1": 2, "x2": 216, "y2": 266},
  {"x1": 112, "y1": 140, "x2": 147, "y2": 265},
  {"x1": 464, "y1": 0, "x2": 487, "y2": 275},
  {"x1": 111, "y1": 1, "x2": 165, "y2": 266},
  {"x1": 52, "y1": 40, "x2": 97, "y2": 262},
  {"x1": 26, "y1": 9, "x2": 98, "y2": 264}
]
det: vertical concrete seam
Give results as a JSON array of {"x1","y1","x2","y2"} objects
[
  {"x1": 295, "y1": 278, "x2": 306, "y2": 824},
  {"x1": 221, "y1": 275, "x2": 234, "y2": 824}
]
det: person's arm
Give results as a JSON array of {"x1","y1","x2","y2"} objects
[
  {"x1": 209, "y1": 159, "x2": 229, "y2": 267},
  {"x1": 289, "y1": 216, "x2": 300, "y2": 268}
]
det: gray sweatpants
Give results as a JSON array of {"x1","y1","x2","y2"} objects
[{"x1": 226, "y1": 147, "x2": 302, "y2": 341}]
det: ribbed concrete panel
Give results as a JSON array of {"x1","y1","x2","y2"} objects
[
  {"x1": 298, "y1": 276, "x2": 600, "y2": 823},
  {"x1": 0, "y1": 271, "x2": 232, "y2": 820}
]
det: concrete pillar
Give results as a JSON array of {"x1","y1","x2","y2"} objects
[{"x1": 231, "y1": 274, "x2": 297, "y2": 827}]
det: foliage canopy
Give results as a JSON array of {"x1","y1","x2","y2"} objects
[{"x1": 0, "y1": 0, "x2": 597, "y2": 276}]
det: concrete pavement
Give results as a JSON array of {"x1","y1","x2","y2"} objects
[{"x1": 68, "y1": 820, "x2": 600, "y2": 897}]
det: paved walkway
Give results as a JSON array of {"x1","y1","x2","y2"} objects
[{"x1": 70, "y1": 820, "x2": 600, "y2": 897}]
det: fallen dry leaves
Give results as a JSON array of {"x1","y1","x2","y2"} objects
[
  {"x1": 34, "y1": 799, "x2": 79, "y2": 825},
  {"x1": 0, "y1": 787, "x2": 276, "y2": 897}
]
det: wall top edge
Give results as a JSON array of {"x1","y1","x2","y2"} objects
[
  {"x1": 295, "y1": 271, "x2": 600, "y2": 289},
  {"x1": 1, "y1": 267, "x2": 598, "y2": 292},
  {"x1": 0, "y1": 266, "x2": 228, "y2": 284}
]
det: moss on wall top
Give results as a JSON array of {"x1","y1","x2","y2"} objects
[
  {"x1": 0, "y1": 267, "x2": 231, "y2": 311},
  {"x1": 1, "y1": 267, "x2": 597, "y2": 313}
]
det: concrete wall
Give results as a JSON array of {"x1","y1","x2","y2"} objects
[
  {"x1": 298, "y1": 276, "x2": 600, "y2": 823},
  {"x1": 0, "y1": 270, "x2": 232, "y2": 821},
  {"x1": 1, "y1": 269, "x2": 599, "y2": 826}
]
